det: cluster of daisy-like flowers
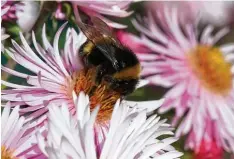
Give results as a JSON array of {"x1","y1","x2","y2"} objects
[
  {"x1": 5, "y1": 0, "x2": 234, "y2": 158},
  {"x1": 1, "y1": 1, "x2": 183, "y2": 157},
  {"x1": 117, "y1": 7, "x2": 234, "y2": 154},
  {"x1": 37, "y1": 92, "x2": 183, "y2": 158}
]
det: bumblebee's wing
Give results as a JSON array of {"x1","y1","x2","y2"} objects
[
  {"x1": 78, "y1": 17, "x2": 122, "y2": 46},
  {"x1": 90, "y1": 16, "x2": 113, "y2": 36},
  {"x1": 77, "y1": 17, "x2": 121, "y2": 70},
  {"x1": 77, "y1": 21, "x2": 101, "y2": 42}
]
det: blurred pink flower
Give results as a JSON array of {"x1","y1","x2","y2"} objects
[
  {"x1": 118, "y1": 8, "x2": 234, "y2": 152},
  {"x1": 72, "y1": 1, "x2": 133, "y2": 28},
  {"x1": 194, "y1": 139, "x2": 223, "y2": 159},
  {"x1": 54, "y1": 2, "x2": 66, "y2": 20},
  {"x1": 145, "y1": 1, "x2": 199, "y2": 25},
  {"x1": 1, "y1": 23, "x2": 163, "y2": 137},
  {"x1": 146, "y1": 1, "x2": 234, "y2": 26},
  {"x1": 37, "y1": 91, "x2": 182, "y2": 159},
  {"x1": 1, "y1": 1, "x2": 40, "y2": 32},
  {"x1": 1, "y1": 0, "x2": 10, "y2": 51},
  {"x1": 15, "y1": 1, "x2": 40, "y2": 32},
  {"x1": 1, "y1": 1, "x2": 17, "y2": 21},
  {"x1": 1, "y1": 104, "x2": 42, "y2": 158}
]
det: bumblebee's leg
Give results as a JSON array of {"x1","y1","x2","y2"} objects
[
  {"x1": 96, "y1": 65, "x2": 108, "y2": 84},
  {"x1": 104, "y1": 76, "x2": 139, "y2": 96}
]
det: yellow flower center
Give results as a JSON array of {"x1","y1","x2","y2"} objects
[
  {"x1": 73, "y1": 67, "x2": 121, "y2": 124},
  {"x1": 1, "y1": 146, "x2": 16, "y2": 159},
  {"x1": 188, "y1": 46, "x2": 232, "y2": 95}
]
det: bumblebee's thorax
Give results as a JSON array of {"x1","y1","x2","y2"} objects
[{"x1": 81, "y1": 37, "x2": 115, "y2": 56}]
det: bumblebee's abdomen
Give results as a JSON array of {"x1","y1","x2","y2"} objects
[
  {"x1": 110, "y1": 63, "x2": 140, "y2": 96},
  {"x1": 113, "y1": 63, "x2": 141, "y2": 79},
  {"x1": 105, "y1": 76, "x2": 139, "y2": 96}
]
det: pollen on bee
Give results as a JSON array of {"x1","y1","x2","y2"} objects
[
  {"x1": 73, "y1": 67, "x2": 121, "y2": 124},
  {"x1": 188, "y1": 46, "x2": 232, "y2": 95}
]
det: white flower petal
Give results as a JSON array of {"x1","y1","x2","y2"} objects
[
  {"x1": 123, "y1": 99, "x2": 165, "y2": 114},
  {"x1": 16, "y1": 1, "x2": 40, "y2": 32},
  {"x1": 37, "y1": 92, "x2": 181, "y2": 159}
]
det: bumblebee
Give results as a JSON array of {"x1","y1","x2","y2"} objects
[{"x1": 78, "y1": 17, "x2": 141, "y2": 96}]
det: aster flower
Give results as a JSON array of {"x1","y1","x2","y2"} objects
[
  {"x1": 1, "y1": 0, "x2": 17, "y2": 21},
  {"x1": 72, "y1": 1, "x2": 133, "y2": 28},
  {"x1": 1, "y1": 28, "x2": 9, "y2": 44},
  {"x1": 194, "y1": 139, "x2": 224, "y2": 159},
  {"x1": 145, "y1": 1, "x2": 234, "y2": 26},
  {"x1": 1, "y1": 0, "x2": 10, "y2": 51},
  {"x1": 54, "y1": 1, "x2": 66, "y2": 20},
  {"x1": 1, "y1": 0, "x2": 10, "y2": 16},
  {"x1": 1, "y1": 27, "x2": 9, "y2": 52},
  {"x1": 1, "y1": 1, "x2": 40, "y2": 32},
  {"x1": 197, "y1": 1, "x2": 234, "y2": 26},
  {"x1": 15, "y1": 1, "x2": 40, "y2": 32},
  {"x1": 117, "y1": 8, "x2": 234, "y2": 152},
  {"x1": 37, "y1": 91, "x2": 183, "y2": 159},
  {"x1": 1, "y1": 103, "x2": 43, "y2": 158},
  {"x1": 1, "y1": 23, "x2": 163, "y2": 134}
]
